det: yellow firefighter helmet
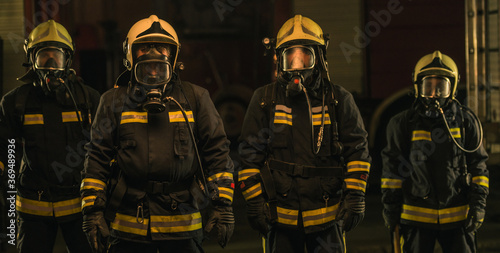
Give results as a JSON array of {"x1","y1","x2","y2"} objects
[
  {"x1": 123, "y1": 15, "x2": 180, "y2": 71},
  {"x1": 276, "y1": 15, "x2": 326, "y2": 49},
  {"x1": 413, "y1": 50, "x2": 459, "y2": 99}
]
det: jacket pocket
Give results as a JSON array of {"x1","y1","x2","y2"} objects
[
  {"x1": 271, "y1": 170, "x2": 293, "y2": 197},
  {"x1": 174, "y1": 124, "x2": 191, "y2": 159},
  {"x1": 320, "y1": 176, "x2": 342, "y2": 198}
]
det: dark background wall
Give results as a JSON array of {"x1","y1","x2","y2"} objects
[{"x1": 1, "y1": 1, "x2": 499, "y2": 252}]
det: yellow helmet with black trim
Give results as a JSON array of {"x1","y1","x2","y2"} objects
[
  {"x1": 413, "y1": 50, "x2": 459, "y2": 99},
  {"x1": 25, "y1": 20, "x2": 74, "y2": 54},
  {"x1": 19, "y1": 20, "x2": 74, "y2": 85},
  {"x1": 276, "y1": 15, "x2": 325, "y2": 49},
  {"x1": 123, "y1": 15, "x2": 180, "y2": 71}
]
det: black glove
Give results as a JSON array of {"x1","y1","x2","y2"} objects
[
  {"x1": 246, "y1": 196, "x2": 270, "y2": 236},
  {"x1": 336, "y1": 192, "x2": 365, "y2": 232},
  {"x1": 82, "y1": 211, "x2": 109, "y2": 253},
  {"x1": 465, "y1": 207, "x2": 485, "y2": 233},
  {"x1": 204, "y1": 206, "x2": 235, "y2": 248},
  {"x1": 382, "y1": 206, "x2": 401, "y2": 232}
]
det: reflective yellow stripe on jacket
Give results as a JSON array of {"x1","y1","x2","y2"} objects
[
  {"x1": 16, "y1": 195, "x2": 81, "y2": 217},
  {"x1": 347, "y1": 161, "x2": 370, "y2": 173},
  {"x1": 218, "y1": 187, "x2": 234, "y2": 202},
  {"x1": 277, "y1": 206, "x2": 299, "y2": 226},
  {"x1": 412, "y1": 130, "x2": 432, "y2": 141},
  {"x1": 23, "y1": 114, "x2": 44, "y2": 125},
  {"x1": 111, "y1": 213, "x2": 149, "y2": 236},
  {"x1": 208, "y1": 172, "x2": 233, "y2": 182},
  {"x1": 82, "y1": 196, "x2": 96, "y2": 209},
  {"x1": 169, "y1": 111, "x2": 194, "y2": 123},
  {"x1": 302, "y1": 203, "x2": 339, "y2": 228},
  {"x1": 275, "y1": 203, "x2": 339, "y2": 227},
  {"x1": 150, "y1": 212, "x2": 202, "y2": 233},
  {"x1": 472, "y1": 176, "x2": 489, "y2": 188},
  {"x1": 401, "y1": 204, "x2": 468, "y2": 224},
  {"x1": 53, "y1": 198, "x2": 81, "y2": 217},
  {"x1": 238, "y1": 168, "x2": 260, "y2": 181},
  {"x1": 344, "y1": 178, "x2": 367, "y2": 192},
  {"x1": 81, "y1": 178, "x2": 106, "y2": 191},
  {"x1": 207, "y1": 172, "x2": 234, "y2": 202},
  {"x1": 381, "y1": 178, "x2": 403, "y2": 189},
  {"x1": 61, "y1": 111, "x2": 82, "y2": 123},
  {"x1": 312, "y1": 106, "x2": 331, "y2": 125},
  {"x1": 450, "y1": 128, "x2": 461, "y2": 138},
  {"x1": 242, "y1": 183, "x2": 263, "y2": 201},
  {"x1": 274, "y1": 105, "x2": 292, "y2": 125},
  {"x1": 120, "y1": 111, "x2": 148, "y2": 124}
]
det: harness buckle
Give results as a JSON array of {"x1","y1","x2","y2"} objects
[{"x1": 293, "y1": 164, "x2": 304, "y2": 177}]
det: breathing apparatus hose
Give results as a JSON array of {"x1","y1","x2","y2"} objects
[
  {"x1": 164, "y1": 96, "x2": 209, "y2": 197},
  {"x1": 303, "y1": 86, "x2": 326, "y2": 155},
  {"x1": 437, "y1": 100, "x2": 483, "y2": 153}
]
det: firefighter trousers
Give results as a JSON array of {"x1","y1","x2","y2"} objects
[
  {"x1": 107, "y1": 236, "x2": 205, "y2": 253},
  {"x1": 17, "y1": 215, "x2": 92, "y2": 253},
  {"x1": 400, "y1": 224, "x2": 476, "y2": 253},
  {"x1": 266, "y1": 224, "x2": 345, "y2": 253}
]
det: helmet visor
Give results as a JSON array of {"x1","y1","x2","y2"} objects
[
  {"x1": 282, "y1": 46, "x2": 315, "y2": 71},
  {"x1": 133, "y1": 43, "x2": 177, "y2": 66},
  {"x1": 134, "y1": 59, "x2": 172, "y2": 86},
  {"x1": 420, "y1": 76, "x2": 451, "y2": 98},
  {"x1": 35, "y1": 47, "x2": 66, "y2": 70}
]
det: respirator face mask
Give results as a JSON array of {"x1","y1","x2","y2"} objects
[
  {"x1": 281, "y1": 45, "x2": 316, "y2": 96},
  {"x1": 34, "y1": 47, "x2": 68, "y2": 95},
  {"x1": 419, "y1": 76, "x2": 452, "y2": 112},
  {"x1": 130, "y1": 43, "x2": 174, "y2": 113}
]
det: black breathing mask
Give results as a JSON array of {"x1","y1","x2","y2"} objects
[
  {"x1": 130, "y1": 47, "x2": 173, "y2": 113},
  {"x1": 280, "y1": 45, "x2": 317, "y2": 97},
  {"x1": 418, "y1": 76, "x2": 452, "y2": 117},
  {"x1": 33, "y1": 47, "x2": 70, "y2": 100},
  {"x1": 285, "y1": 71, "x2": 304, "y2": 97}
]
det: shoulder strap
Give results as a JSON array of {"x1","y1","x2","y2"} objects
[
  {"x1": 179, "y1": 81, "x2": 197, "y2": 117},
  {"x1": 14, "y1": 84, "x2": 34, "y2": 123},
  {"x1": 260, "y1": 82, "x2": 277, "y2": 115},
  {"x1": 112, "y1": 87, "x2": 128, "y2": 145},
  {"x1": 326, "y1": 83, "x2": 343, "y2": 156}
]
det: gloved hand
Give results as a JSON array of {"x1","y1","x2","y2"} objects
[
  {"x1": 382, "y1": 207, "x2": 401, "y2": 232},
  {"x1": 82, "y1": 211, "x2": 109, "y2": 253},
  {"x1": 246, "y1": 196, "x2": 270, "y2": 236},
  {"x1": 336, "y1": 192, "x2": 365, "y2": 232},
  {"x1": 204, "y1": 206, "x2": 235, "y2": 248},
  {"x1": 465, "y1": 207, "x2": 485, "y2": 233}
]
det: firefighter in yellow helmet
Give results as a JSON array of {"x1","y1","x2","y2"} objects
[
  {"x1": 238, "y1": 15, "x2": 371, "y2": 252},
  {"x1": 80, "y1": 15, "x2": 234, "y2": 252},
  {"x1": 381, "y1": 51, "x2": 489, "y2": 252},
  {"x1": 0, "y1": 20, "x2": 100, "y2": 252}
]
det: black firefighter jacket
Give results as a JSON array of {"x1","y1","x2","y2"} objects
[
  {"x1": 81, "y1": 81, "x2": 234, "y2": 242},
  {"x1": 381, "y1": 102, "x2": 489, "y2": 230},
  {"x1": 238, "y1": 81, "x2": 371, "y2": 234},
  {"x1": 0, "y1": 82, "x2": 100, "y2": 222}
]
